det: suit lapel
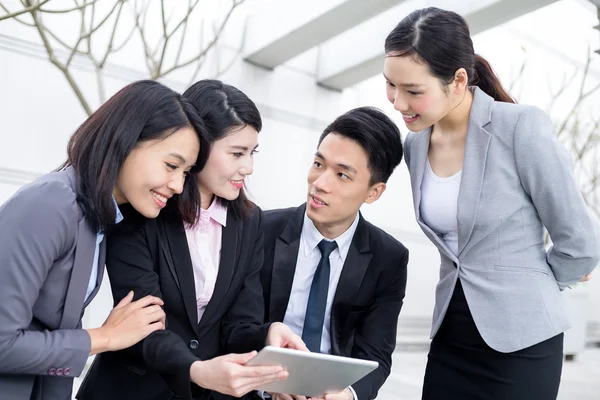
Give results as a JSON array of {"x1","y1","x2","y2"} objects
[
  {"x1": 197, "y1": 212, "x2": 239, "y2": 336},
  {"x1": 60, "y1": 216, "x2": 96, "y2": 329},
  {"x1": 269, "y1": 205, "x2": 305, "y2": 323},
  {"x1": 83, "y1": 238, "x2": 106, "y2": 308},
  {"x1": 457, "y1": 87, "x2": 493, "y2": 256},
  {"x1": 409, "y1": 129, "x2": 456, "y2": 260},
  {"x1": 409, "y1": 128, "x2": 431, "y2": 222},
  {"x1": 161, "y1": 216, "x2": 200, "y2": 332}
]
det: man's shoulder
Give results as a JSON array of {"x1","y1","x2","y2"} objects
[
  {"x1": 262, "y1": 205, "x2": 304, "y2": 242},
  {"x1": 361, "y1": 217, "x2": 408, "y2": 255},
  {"x1": 263, "y1": 206, "x2": 298, "y2": 225}
]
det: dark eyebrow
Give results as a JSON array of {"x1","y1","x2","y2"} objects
[
  {"x1": 230, "y1": 144, "x2": 259, "y2": 151},
  {"x1": 315, "y1": 151, "x2": 357, "y2": 174},
  {"x1": 169, "y1": 153, "x2": 187, "y2": 163},
  {"x1": 337, "y1": 163, "x2": 357, "y2": 174},
  {"x1": 383, "y1": 73, "x2": 423, "y2": 88}
]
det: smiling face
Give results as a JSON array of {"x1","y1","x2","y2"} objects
[
  {"x1": 306, "y1": 133, "x2": 385, "y2": 236},
  {"x1": 196, "y1": 125, "x2": 258, "y2": 209},
  {"x1": 383, "y1": 55, "x2": 460, "y2": 132},
  {"x1": 113, "y1": 126, "x2": 199, "y2": 218}
]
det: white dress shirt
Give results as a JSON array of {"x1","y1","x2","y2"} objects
[{"x1": 281, "y1": 212, "x2": 360, "y2": 399}]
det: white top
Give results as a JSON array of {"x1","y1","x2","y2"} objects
[
  {"x1": 420, "y1": 158, "x2": 462, "y2": 256},
  {"x1": 283, "y1": 212, "x2": 359, "y2": 354}
]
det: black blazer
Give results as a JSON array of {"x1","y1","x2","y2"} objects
[
  {"x1": 261, "y1": 205, "x2": 409, "y2": 400},
  {"x1": 77, "y1": 204, "x2": 270, "y2": 400}
]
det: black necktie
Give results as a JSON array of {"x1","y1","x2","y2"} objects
[{"x1": 302, "y1": 239, "x2": 338, "y2": 353}]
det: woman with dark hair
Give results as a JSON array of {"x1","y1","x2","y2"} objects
[
  {"x1": 0, "y1": 80, "x2": 209, "y2": 400},
  {"x1": 383, "y1": 7, "x2": 600, "y2": 400},
  {"x1": 78, "y1": 80, "x2": 305, "y2": 400}
]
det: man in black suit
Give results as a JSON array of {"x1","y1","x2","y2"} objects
[{"x1": 260, "y1": 107, "x2": 409, "y2": 400}]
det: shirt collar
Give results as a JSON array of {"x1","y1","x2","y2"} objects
[
  {"x1": 301, "y1": 212, "x2": 360, "y2": 262},
  {"x1": 200, "y1": 197, "x2": 227, "y2": 227},
  {"x1": 113, "y1": 196, "x2": 124, "y2": 224}
]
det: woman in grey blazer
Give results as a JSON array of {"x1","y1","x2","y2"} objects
[
  {"x1": 0, "y1": 80, "x2": 210, "y2": 400},
  {"x1": 383, "y1": 7, "x2": 600, "y2": 400}
]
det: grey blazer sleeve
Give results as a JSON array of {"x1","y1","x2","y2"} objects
[
  {"x1": 0, "y1": 180, "x2": 91, "y2": 375},
  {"x1": 513, "y1": 106, "x2": 600, "y2": 286}
]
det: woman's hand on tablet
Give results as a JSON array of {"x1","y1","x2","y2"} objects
[{"x1": 189, "y1": 352, "x2": 288, "y2": 397}]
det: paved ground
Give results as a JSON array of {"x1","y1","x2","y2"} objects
[{"x1": 377, "y1": 347, "x2": 600, "y2": 400}]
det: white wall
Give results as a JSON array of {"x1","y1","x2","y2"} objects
[{"x1": 1, "y1": 0, "x2": 599, "y2": 334}]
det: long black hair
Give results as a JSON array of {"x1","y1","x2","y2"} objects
[
  {"x1": 183, "y1": 79, "x2": 262, "y2": 220},
  {"x1": 59, "y1": 80, "x2": 210, "y2": 231},
  {"x1": 385, "y1": 7, "x2": 514, "y2": 103}
]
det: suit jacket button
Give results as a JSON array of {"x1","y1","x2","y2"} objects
[
  {"x1": 56, "y1": 368, "x2": 64, "y2": 376},
  {"x1": 189, "y1": 340, "x2": 199, "y2": 350},
  {"x1": 48, "y1": 368, "x2": 56, "y2": 376},
  {"x1": 64, "y1": 368, "x2": 72, "y2": 376}
]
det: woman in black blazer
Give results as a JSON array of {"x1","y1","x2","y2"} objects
[{"x1": 78, "y1": 80, "x2": 305, "y2": 400}]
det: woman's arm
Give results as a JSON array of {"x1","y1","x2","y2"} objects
[
  {"x1": 0, "y1": 180, "x2": 90, "y2": 376},
  {"x1": 514, "y1": 106, "x2": 600, "y2": 286}
]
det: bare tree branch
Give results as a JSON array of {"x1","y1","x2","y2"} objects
[
  {"x1": 2, "y1": 0, "x2": 244, "y2": 115},
  {"x1": 29, "y1": 7, "x2": 92, "y2": 115},
  {"x1": 0, "y1": 0, "x2": 50, "y2": 21},
  {"x1": 158, "y1": 0, "x2": 244, "y2": 78},
  {"x1": 110, "y1": 21, "x2": 136, "y2": 53},
  {"x1": 98, "y1": 0, "x2": 126, "y2": 67},
  {"x1": 132, "y1": 0, "x2": 155, "y2": 74},
  {"x1": 186, "y1": 18, "x2": 205, "y2": 86},
  {"x1": 38, "y1": 0, "x2": 100, "y2": 14},
  {"x1": 168, "y1": 0, "x2": 201, "y2": 40}
]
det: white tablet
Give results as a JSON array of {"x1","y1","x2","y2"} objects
[{"x1": 245, "y1": 346, "x2": 379, "y2": 398}]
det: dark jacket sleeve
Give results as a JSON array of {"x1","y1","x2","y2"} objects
[
  {"x1": 221, "y1": 207, "x2": 272, "y2": 353},
  {"x1": 105, "y1": 217, "x2": 198, "y2": 399},
  {"x1": 351, "y1": 243, "x2": 409, "y2": 400}
]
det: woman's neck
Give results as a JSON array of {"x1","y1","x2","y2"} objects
[
  {"x1": 199, "y1": 186, "x2": 214, "y2": 210},
  {"x1": 434, "y1": 88, "x2": 473, "y2": 137}
]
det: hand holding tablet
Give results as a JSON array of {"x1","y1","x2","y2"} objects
[{"x1": 246, "y1": 346, "x2": 379, "y2": 398}]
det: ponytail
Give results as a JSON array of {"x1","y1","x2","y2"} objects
[{"x1": 472, "y1": 54, "x2": 515, "y2": 103}]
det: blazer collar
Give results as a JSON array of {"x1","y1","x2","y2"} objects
[
  {"x1": 409, "y1": 86, "x2": 494, "y2": 258},
  {"x1": 269, "y1": 204, "x2": 371, "y2": 325},
  {"x1": 196, "y1": 211, "x2": 239, "y2": 335},
  {"x1": 160, "y1": 214, "x2": 200, "y2": 332},
  {"x1": 269, "y1": 205, "x2": 305, "y2": 322}
]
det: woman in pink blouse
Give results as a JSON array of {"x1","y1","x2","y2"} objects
[{"x1": 78, "y1": 80, "x2": 305, "y2": 400}]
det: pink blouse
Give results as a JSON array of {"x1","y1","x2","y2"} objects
[{"x1": 184, "y1": 199, "x2": 227, "y2": 322}]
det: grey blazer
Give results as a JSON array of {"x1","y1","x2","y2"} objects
[
  {"x1": 404, "y1": 87, "x2": 600, "y2": 353},
  {"x1": 0, "y1": 166, "x2": 101, "y2": 400}
]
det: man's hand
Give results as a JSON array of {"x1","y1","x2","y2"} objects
[
  {"x1": 271, "y1": 394, "x2": 307, "y2": 400},
  {"x1": 580, "y1": 273, "x2": 593, "y2": 282},
  {"x1": 323, "y1": 388, "x2": 353, "y2": 400},
  {"x1": 266, "y1": 322, "x2": 309, "y2": 352},
  {"x1": 309, "y1": 388, "x2": 353, "y2": 400},
  {"x1": 190, "y1": 352, "x2": 288, "y2": 397},
  {"x1": 272, "y1": 388, "x2": 352, "y2": 400}
]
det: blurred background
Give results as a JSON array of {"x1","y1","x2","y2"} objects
[{"x1": 1, "y1": 0, "x2": 599, "y2": 398}]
